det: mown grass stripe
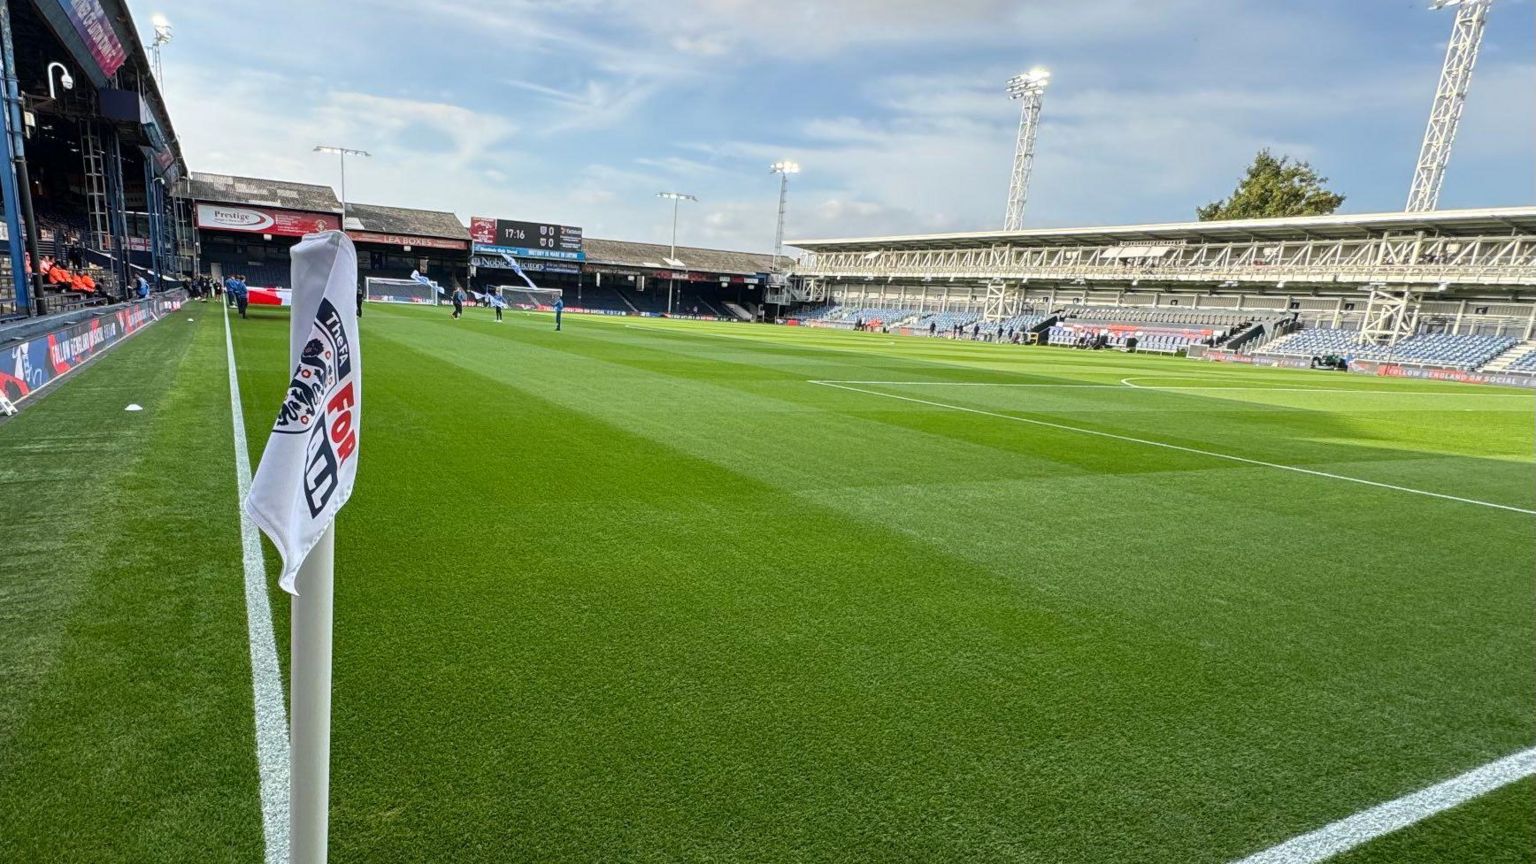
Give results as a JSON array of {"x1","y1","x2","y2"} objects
[{"x1": 812, "y1": 380, "x2": 1536, "y2": 515}]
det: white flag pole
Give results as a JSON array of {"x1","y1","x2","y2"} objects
[{"x1": 290, "y1": 523, "x2": 336, "y2": 864}]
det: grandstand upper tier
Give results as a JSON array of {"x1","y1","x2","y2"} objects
[{"x1": 790, "y1": 207, "x2": 1536, "y2": 291}]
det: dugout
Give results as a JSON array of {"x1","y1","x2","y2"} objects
[{"x1": 189, "y1": 172, "x2": 341, "y2": 289}]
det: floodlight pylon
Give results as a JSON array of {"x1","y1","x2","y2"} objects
[
  {"x1": 1406, "y1": 0, "x2": 1492, "y2": 212},
  {"x1": 1003, "y1": 68, "x2": 1049, "y2": 231}
]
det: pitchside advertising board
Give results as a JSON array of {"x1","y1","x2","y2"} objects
[
  {"x1": 196, "y1": 204, "x2": 339, "y2": 237},
  {"x1": 470, "y1": 216, "x2": 585, "y2": 261},
  {"x1": 0, "y1": 291, "x2": 187, "y2": 406}
]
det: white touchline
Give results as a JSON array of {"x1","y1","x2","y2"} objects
[
  {"x1": 812, "y1": 381, "x2": 1536, "y2": 515},
  {"x1": 224, "y1": 304, "x2": 291, "y2": 864},
  {"x1": 1230, "y1": 747, "x2": 1536, "y2": 864}
]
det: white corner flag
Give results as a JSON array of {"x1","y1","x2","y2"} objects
[
  {"x1": 242, "y1": 229, "x2": 360, "y2": 864},
  {"x1": 245, "y1": 231, "x2": 362, "y2": 595}
]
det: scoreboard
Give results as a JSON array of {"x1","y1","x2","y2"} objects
[{"x1": 469, "y1": 216, "x2": 584, "y2": 261}]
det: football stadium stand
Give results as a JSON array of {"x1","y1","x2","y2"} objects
[
  {"x1": 789, "y1": 207, "x2": 1536, "y2": 367},
  {"x1": 190, "y1": 173, "x2": 343, "y2": 287},
  {"x1": 1, "y1": 0, "x2": 191, "y2": 315},
  {"x1": 346, "y1": 202, "x2": 470, "y2": 291},
  {"x1": 1256, "y1": 328, "x2": 1517, "y2": 370}
]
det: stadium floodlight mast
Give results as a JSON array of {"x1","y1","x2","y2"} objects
[
  {"x1": 149, "y1": 15, "x2": 172, "y2": 88},
  {"x1": 656, "y1": 192, "x2": 696, "y2": 315},
  {"x1": 770, "y1": 160, "x2": 799, "y2": 273},
  {"x1": 1002, "y1": 67, "x2": 1050, "y2": 231},
  {"x1": 314, "y1": 145, "x2": 370, "y2": 225},
  {"x1": 1406, "y1": 0, "x2": 1492, "y2": 212}
]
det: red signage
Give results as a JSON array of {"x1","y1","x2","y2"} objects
[
  {"x1": 345, "y1": 230, "x2": 468, "y2": 251},
  {"x1": 196, "y1": 203, "x2": 338, "y2": 237}
]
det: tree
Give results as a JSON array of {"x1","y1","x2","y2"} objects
[{"x1": 1197, "y1": 149, "x2": 1345, "y2": 221}]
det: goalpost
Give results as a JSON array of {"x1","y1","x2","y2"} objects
[
  {"x1": 364, "y1": 277, "x2": 438, "y2": 305},
  {"x1": 494, "y1": 285, "x2": 562, "y2": 310}
]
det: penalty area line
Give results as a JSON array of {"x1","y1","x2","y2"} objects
[
  {"x1": 1230, "y1": 747, "x2": 1536, "y2": 864},
  {"x1": 810, "y1": 380, "x2": 1536, "y2": 515},
  {"x1": 224, "y1": 303, "x2": 290, "y2": 864}
]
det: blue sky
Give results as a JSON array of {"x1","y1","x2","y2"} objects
[{"x1": 141, "y1": 0, "x2": 1533, "y2": 251}]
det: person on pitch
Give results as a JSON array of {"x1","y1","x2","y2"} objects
[
  {"x1": 231, "y1": 274, "x2": 250, "y2": 319},
  {"x1": 451, "y1": 285, "x2": 466, "y2": 319},
  {"x1": 489, "y1": 287, "x2": 505, "y2": 322},
  {"x1": 554, "y1": 295, "x2": 564, "y2": 331}
]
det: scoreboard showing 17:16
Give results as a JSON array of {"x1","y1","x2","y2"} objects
[{"x1": 496, "y1": 219, "x2": 583, "y2": 254}]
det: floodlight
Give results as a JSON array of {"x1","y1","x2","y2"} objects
[
  {"x1": 656, "y1": 192, "x2": 697, "y2": 201},
  {"x1": 770, "y1": 160, "x2": 800, "y2": 174},
  {"x1": 1006, "y1": 67, "x2": 1050, "y2": 98}
]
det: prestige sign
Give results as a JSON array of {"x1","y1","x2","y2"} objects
[{"x1": 196, "y1": 204, "x2": 338, "y2": 237}]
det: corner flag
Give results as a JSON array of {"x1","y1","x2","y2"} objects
[
  {"x1": 244, "y1": 230, "x2": 361, "y2": 594},
  {"x1": 242, "y1": 229, "x2": 361, "y2": 864}
]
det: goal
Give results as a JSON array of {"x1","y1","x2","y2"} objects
[
  {"x1": 365, "y1": 277, "x2": 438, "y2": 305},
  {"x1": 494, "y1": 285, "x2": 562, "y2": 310}
]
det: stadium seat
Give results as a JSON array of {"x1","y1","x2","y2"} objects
[{"x1": 1259, "y1": 328, "x2": 1516, "y2": 370}]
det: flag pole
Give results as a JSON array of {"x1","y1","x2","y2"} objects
[{"x1": 290, "y1": 523, "x2": 336, "y2": 864}]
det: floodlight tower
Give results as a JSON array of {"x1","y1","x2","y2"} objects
[
  {"x1": 1003, "y1": 68, "x2": 1049, "y2": 231},
  {"x1": 150, "y1": 15, "x2": 172, "y2": 87},
  {"x1": 656, "y1": 191, "x2": 696, "y2": 315},
  {"x1": 770, "y1": 160, "x2": 799, "y2": 272},
  {"x1": 1406, "y1": 0, "x2": 1492, "y2": 211},
  {"x1": 314, "y1": 145, "x2": 370, "y2": 223}
]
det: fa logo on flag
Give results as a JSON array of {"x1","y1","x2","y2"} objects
[{"x1": 268, "y1": 298, "x2": 358, "y2": 516}]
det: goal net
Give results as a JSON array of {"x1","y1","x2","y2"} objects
[
  {"x1": 365, "y1": 277, "x2": 438, "y2": 305},
  {"x1": 494, "y1": 285, "x2": 563, "y2": 310}
]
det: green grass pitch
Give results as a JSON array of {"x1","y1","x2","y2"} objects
[{"x1": 1, "y1": 301, "x2": 1532, "y2": 862}]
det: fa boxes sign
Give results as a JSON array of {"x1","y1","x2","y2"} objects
[{"x1": 245, "y1": 231, "x2": 362, "y2": 594}]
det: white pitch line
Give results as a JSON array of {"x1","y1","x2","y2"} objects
[
  {"x1": 1231, "y1": 747, "x2": 1536, "y2": 864},
  {"x1": 811, "y1": 381, "x2": 1536, "y2": 515},
  {"x1": 224, "y1": 304, "x2": 290, "y2": 864}
]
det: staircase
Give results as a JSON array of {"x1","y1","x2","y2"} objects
[
  {"x1": 611, "y1": 287, "x2": 640, "y2": 313},
  {"x1": 1479, "y1": 340, "x2": 1536, "y2": 373},
  {"x1": 723, "y1": 302, "x2": 753, "y2": 321}
]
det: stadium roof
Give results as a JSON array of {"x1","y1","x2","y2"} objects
[
  {"x1": 345, "y1": 203, "x2": 467, "y2": 240},
  {"x1": 790, "y1": 207, "x2": 1536, "y2": 251},
  {"x1": 584, "y1": 238, "x2": 775, "y2": 275},
  {"x1": 188, "y1": 172, "x2": 341, "y2": 214}
]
